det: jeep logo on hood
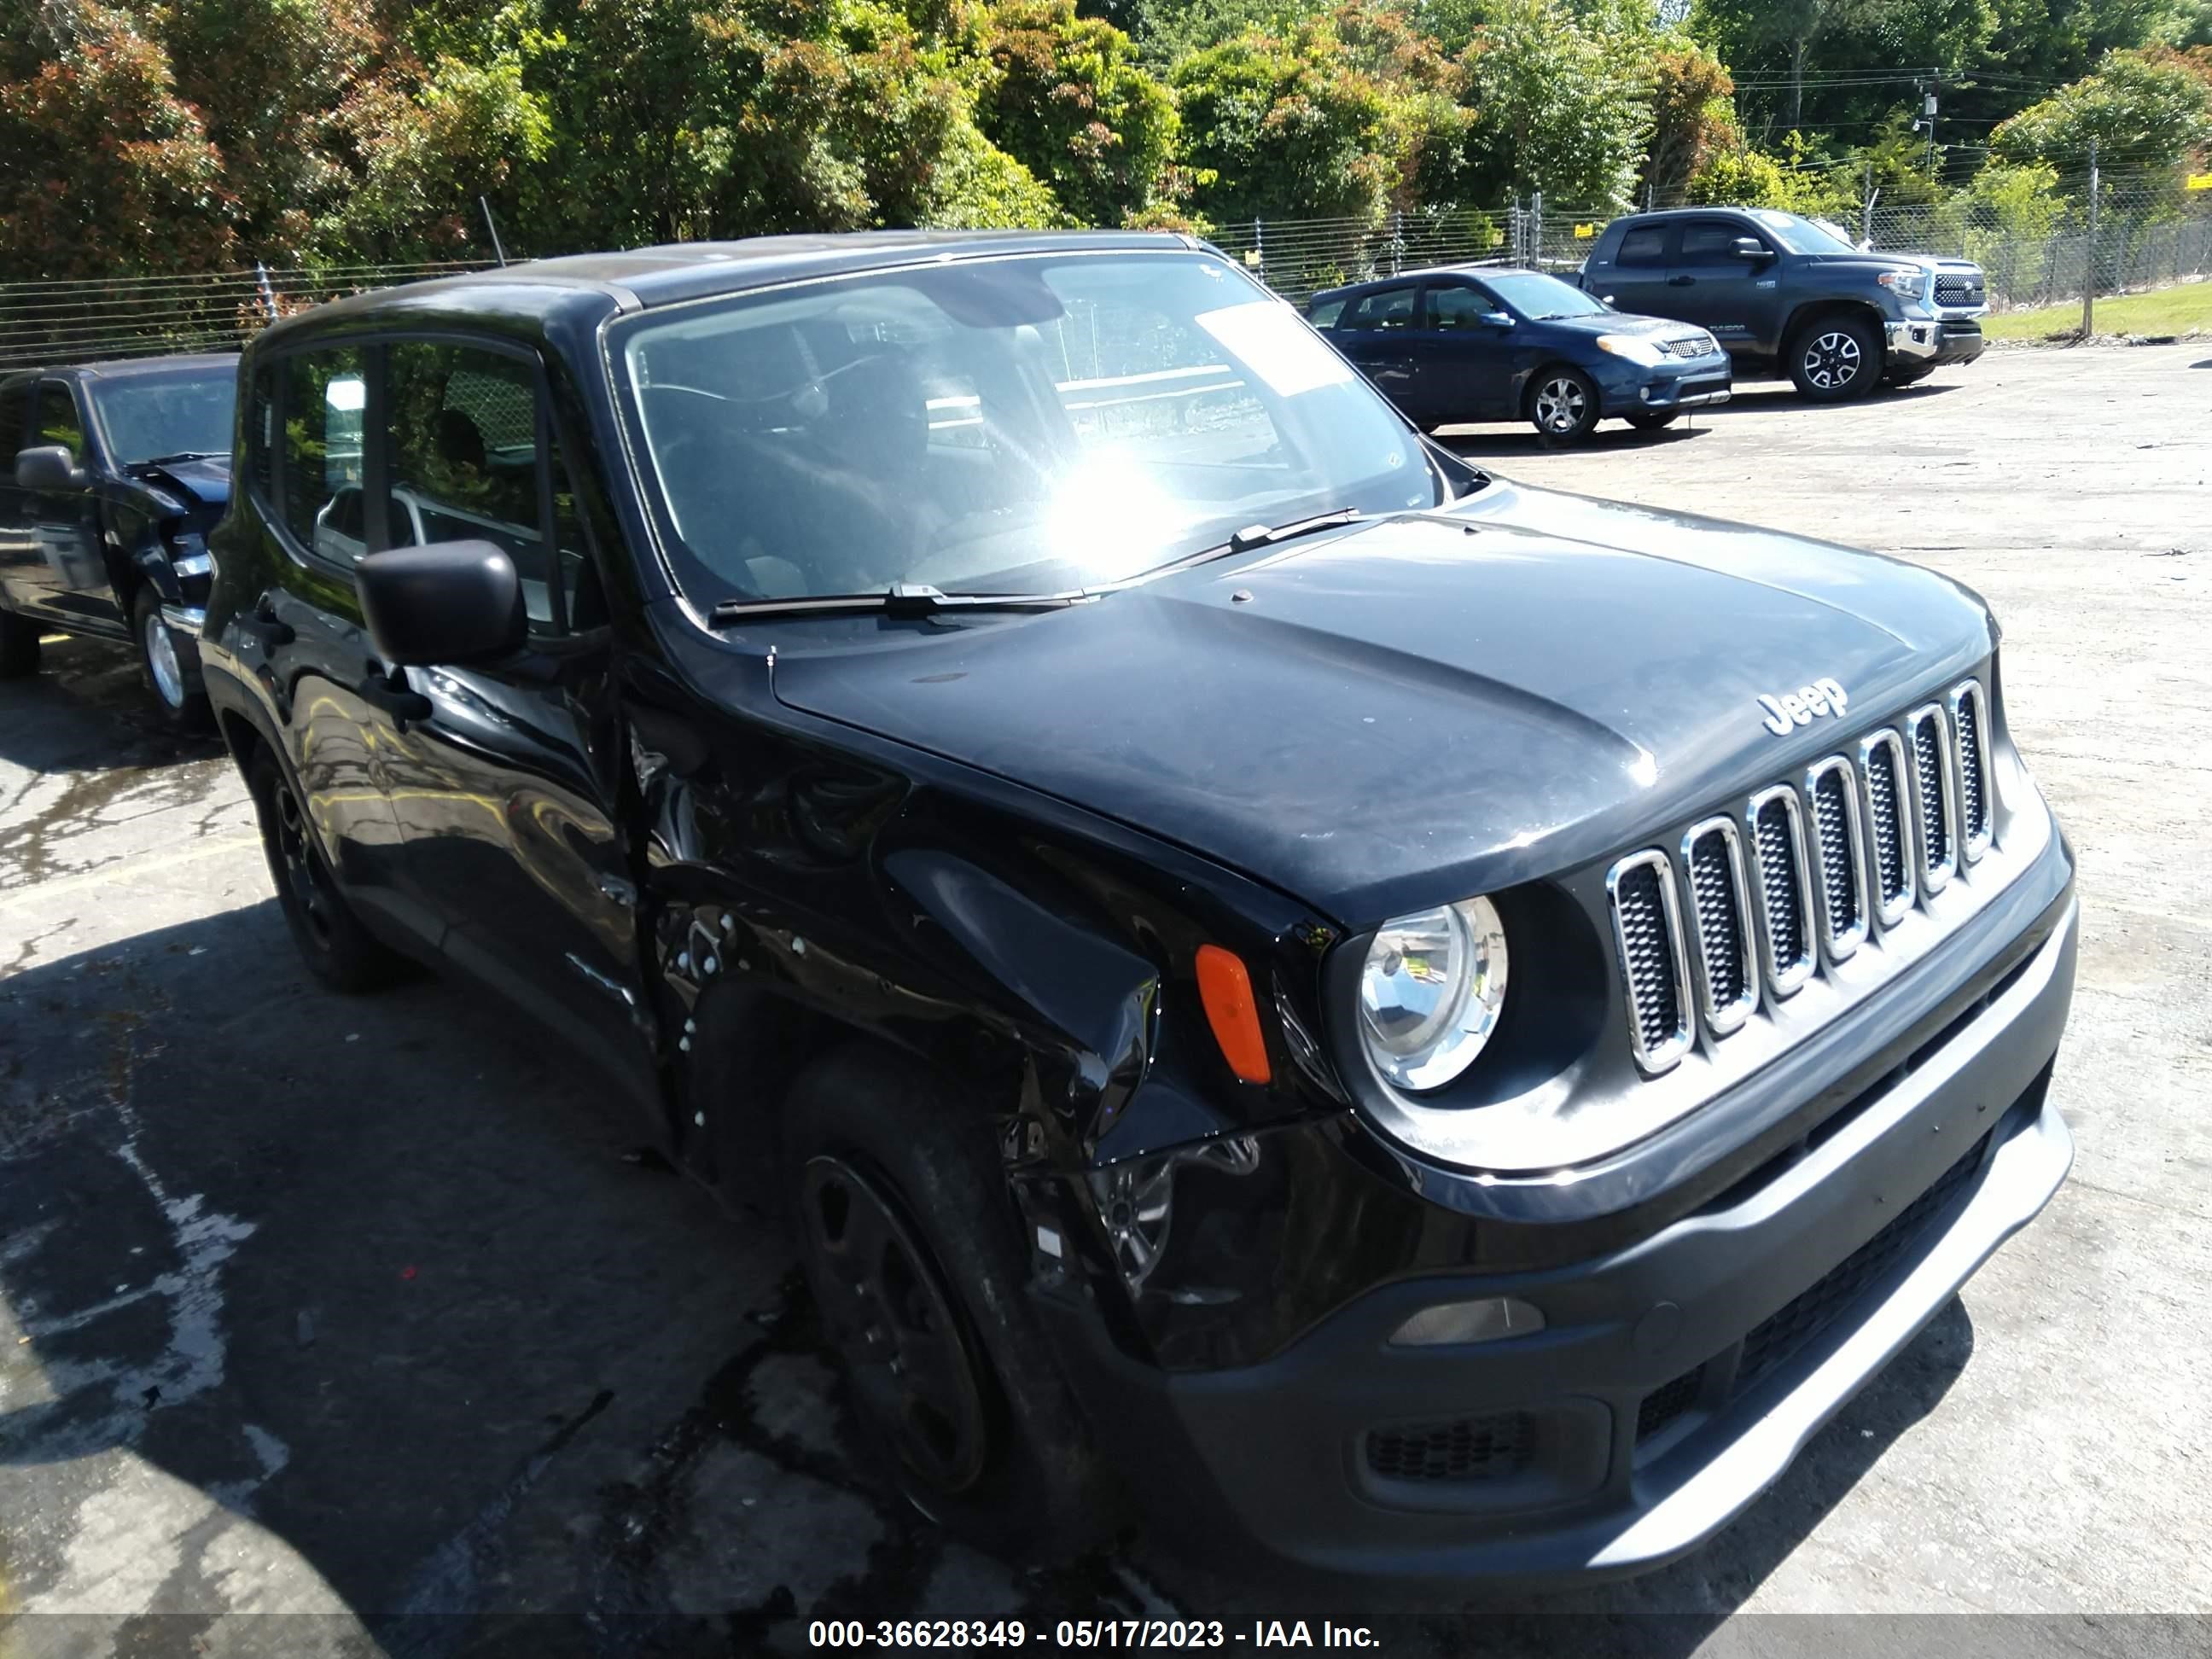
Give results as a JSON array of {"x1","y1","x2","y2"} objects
[{"x1": 1758, "y1": 678, "x2": 1848, "y2": 736}]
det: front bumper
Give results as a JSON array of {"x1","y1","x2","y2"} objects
[
  {"x1": 1887, "y1": 317, "x2": 1987, "y2": 368},
  {"x1": 1051, "y1": 885, "x2": 2076, "y2": 1586},
  {"x1": 1594, "y1": 354, "x2": 1733, "y2": 417}
]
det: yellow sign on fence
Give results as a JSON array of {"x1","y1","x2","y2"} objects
[
  {"x1": 1573, "y1": 222, "x2": 1597, "y2": 238},
  {"x1": 2189, "y1": 172, "x2": 2212, "y2": 190}
]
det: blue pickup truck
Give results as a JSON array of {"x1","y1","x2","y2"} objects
[{"x1": 1575, "y1": 207, "x2": 1989, "y2": 399}]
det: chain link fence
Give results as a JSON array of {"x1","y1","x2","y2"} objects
[
  {"x1": 3, "y1": 172, "x2": 2205, "y2": 369},
  {"x1": 0, "y1": 260, "x2": 495, "y2": 372}
]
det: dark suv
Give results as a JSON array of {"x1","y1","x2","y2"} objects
[
  {"x1": 1577, "y1": 207, "x2": 1988, "y2": 399},
  {"x1": 198, "y1": 230, "x2": 2075, "y2": 1585},
  {"x1": 0, "y1": 354, "x2": 237, "y2": 723}
]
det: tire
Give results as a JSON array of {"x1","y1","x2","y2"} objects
[
  {"x1": 1528, "y1": 368, "x2": 1601, "y2": 446},
  {"x1": 1623, "y1": 410, "x2": 1680, "y2": 432},
  {"x1": 0, "y1": 608, "x2": 38, "y2": 679},
  {"x1": 245, "y1": 748, "x2": 408, "y2": 992},
  {"x1": 1787, "y1": 314, "x2": 1881, "y2": 401},
  {"x1": 783, "y1": 1044, "x2": 1112, "y2": 1562},
  {"x1": 131, "y1": 585, "x2": 211, "y2": 730}
]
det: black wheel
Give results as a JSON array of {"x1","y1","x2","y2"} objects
[
  {"x1": 1528, "y1": 368, "x2": 1601, "y2": 446},
  {"x1": 784, "y1": 1045, "x2": 1112, "y2": 1560},
  {"x1": 131, "y1": 586, "x2": 210, "y2": 730},
  {"x1": 0, "y1": 608, "x2": 39, "y2": 679},
  {"x1": 1787, "y1": 315, "x2": 1880, "y2": 401},
  {"x1": 246, "y1": 748, "x2": 407, "y2": 992},
  {"x1": 1623, "y1": 410, "x2": 1680, "y2": 432}
]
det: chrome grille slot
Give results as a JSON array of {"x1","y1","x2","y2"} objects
[
  {"x1": 1681, "y1": 818, "x2": 1757, "y2": 1035},
  {"x1": 1858, "y1": 730, "x2": 1916, "y2": 926},
  {"x1": 1607, "y1": 850, "x2": 1692, "y2": 1073},
  {"x1": 1906, "y1": 703, "x2": 1958, "y2": 896},
  {"x1": 1747, "y1": 785, "x2": 1816, "y2": 996},
  {"x1": 1805, "y1": 757, "x2": 1868, "y2": 960},
  {"x1": 1948, "y1": 678, "x2": 1991, "y2": 861}
]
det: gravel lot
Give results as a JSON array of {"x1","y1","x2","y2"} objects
[{"x1": 2, "y1": 345, "x2": 2207, "y2": 1655}]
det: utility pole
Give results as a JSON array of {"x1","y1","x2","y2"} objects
[
  {"x1": 2081, "y1": 138, "x2": 2099, "y2": 340},
  {"x1": 480, "y1": 197, "x2": 508, "y2": 267},
  {"x1": 1922, "y1": 80, "x2": 1939, "y2": 179},
  {"x1": 1861, "y1": 163, "x2": 1876, "y2": 247}
]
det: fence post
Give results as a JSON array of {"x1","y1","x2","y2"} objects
[
  {"x1": 254, "y1": 263, "x2": 278, "y2": 322},
  {"x1": 1861, "y1": 165, "x2": 1874, "y2": 247},
  {"x1": 2080, "y1": 140, "x2": 2098, "y2": 340},
  {"x1": 1391, "y1": 209, "x2": 1403, "y2": 276},
  {"x1": 1530, "y1": 191, "x2": 1543, "y2": 269},
  {"x1": 1252, "y1": 218, "x2": 1264, "y2": 288}
]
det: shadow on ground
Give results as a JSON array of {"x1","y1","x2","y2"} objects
[{"x1": 0, "y1": 899, "x2": 1976, "y2": 1656}]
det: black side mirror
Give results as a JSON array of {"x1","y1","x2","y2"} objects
[
  {"x1": 1731, "y1": 236, "x2": 1772, "y2": 263},
  {"x1": 357, "y1": 538, "x2": 525, "y2": 667},
  {"x1": 1480, "y1": 310, "x2": 1516, "y2": 329},
  {"x1": 15, "y1": 445, "x2": 90, "y2": 492}
]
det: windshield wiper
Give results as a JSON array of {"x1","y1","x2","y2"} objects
[
  {"x1": 707, "y1": 583, "x2": 1087, "y2": 625},
  {"x1": 136, "y1": 451, "x2": 226, "y2": 467},
  {"x1": 1143, "y1": 509, "x2": 1367, "y2": 580}
]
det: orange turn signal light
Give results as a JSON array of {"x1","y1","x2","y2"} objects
[{"x1": 1196, "y1": 944, "x2": 1272, "y2": 1085}]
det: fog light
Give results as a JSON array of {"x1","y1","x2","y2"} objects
[{"x1": 1388, "y1": 1296, "x2": 1545, "y2": 1347}]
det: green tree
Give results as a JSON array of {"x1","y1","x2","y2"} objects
[
  {"x1": 1642, "y1": 41, "x2": 1737, "y2": 201},
  {"x1": 1990, "y1": 48, "x2": 2212, "y2": 172},
  {"x1": 0, "y1": 3, "x2": 232, "y2": 278},
  {"x1": 976, "y1": 0, "x2": 1179, "y2": 224},
  {"x1": 1457, "y1": 0, "x2": 1651, "y2": 206},
  {"x1": 1690, "y1": 0, "x2": 1997, "y2": 137},
  {"x1": 1170, "y1": 9, "x2": 1464, "y2": 224}
]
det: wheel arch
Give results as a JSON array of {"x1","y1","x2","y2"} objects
[{"x1": 1781, "y1": 298, "x2": 1887, "y2": 359}]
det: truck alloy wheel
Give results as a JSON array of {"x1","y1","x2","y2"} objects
[
  {"x1": 800, "y1": 1152, "x2": 990, "y2": 1496},
  {"x1": 1790, "y1": 317, "x2": 1879, "y2": 400}
]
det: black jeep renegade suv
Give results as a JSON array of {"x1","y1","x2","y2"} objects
[{"x1": 196, "y1": 230, "x2": 2075, "y2": 1584}]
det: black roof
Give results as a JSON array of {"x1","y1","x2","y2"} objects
[
  {"x1": 2, "y1": 351, "x2": 237, "y2": 383},
  {"x1": 259, "y1": 229, "x2": 1205, "y2": 352}
]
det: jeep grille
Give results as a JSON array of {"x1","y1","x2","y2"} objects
[{"x1": 1604, "y1": 678, "x2": 1995, "y2": 1074}]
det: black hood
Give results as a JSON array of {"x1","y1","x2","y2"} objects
[
  {"x1": 771, "y1": 482, "x2": 1994, "y2": 924},
  {"x1": 127, "y1": 455, "x2": 232, "y2": 513}
]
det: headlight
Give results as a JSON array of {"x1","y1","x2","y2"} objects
[
  {"x1": 1594, "y1": 334, "x2": 1668, "y2": 367},
  {"x1": 1357, "y1": 895, "x2": 1509, "y2": 1091},
  {"x1": 1874, "y1": 267, "x2": 1924, "y2": 291}
]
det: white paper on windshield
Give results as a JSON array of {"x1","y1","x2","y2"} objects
[{"x1": 1195, "y1": 301, "x2": 1355, "y2": 399}]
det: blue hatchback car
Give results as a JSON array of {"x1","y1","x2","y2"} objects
[{"x1": 1308, "y1": 265, "x2": 1733, "y2": 445}]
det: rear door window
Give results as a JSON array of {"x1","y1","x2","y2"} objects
[
  {"x1": 1307, "y1": 296, "x2": 1347, "y2": 330},
  {"x1": 1615, "y1": 227, "x2": 1669, "y2": 267},
  {"x1": 1343, "y1": 286, "x2": 1419, "y2": 331}
]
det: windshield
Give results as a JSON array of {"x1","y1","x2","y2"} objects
[
  {"x1": 616, "y1": 251, "x2": 1439, "y2": 603},
  {"x1": 1747, "y1": 210, "x2": 1859, "y2": 256},
  {"x1": 1482, "y1": 271, "x2": 1607, "y2": 320},
  {"x1": 89, "y1": 369, "x2": 236, "y2": 466}
]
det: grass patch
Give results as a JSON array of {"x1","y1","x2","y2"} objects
[{"x1": 1983, "y1": 279, "x2": 2212, "y2": 341}]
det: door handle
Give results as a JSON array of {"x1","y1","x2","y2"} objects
[
  {"x1": 1668, "y1": 275, "x2": 1695, "y2": 287},
  {"x1": 357, "y1": 663, "x2": 434, "y2": 729}
]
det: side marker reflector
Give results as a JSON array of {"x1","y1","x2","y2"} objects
[{"x1": 1196, "y1": 944, "x2": 1272, "y2": 1084}]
